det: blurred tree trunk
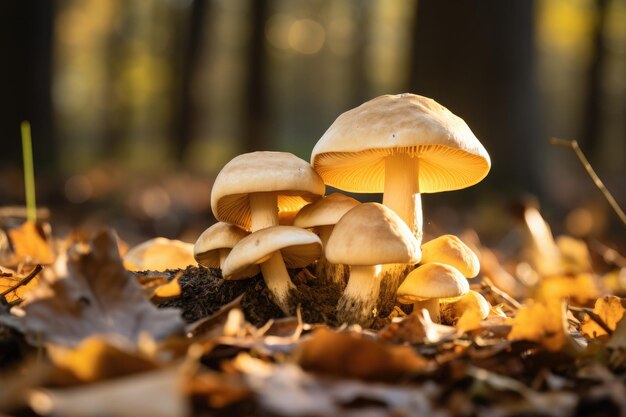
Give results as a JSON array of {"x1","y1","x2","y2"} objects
[
  {"x1": 172, "y1": 0, "x2": 208, "y2": 161},
  {"x1": 409, "y1": 0, "x2": 541, "y2": 197},
  {"x1": 581, "y1": 0, "x2": 609, "y2": 157},
  {"x1": 243, "y1": 0, "x2": 270, "y2": 152},
  {"x1": 351, "y1": 1, "x2": 369, "y2": 105},
  {"x1": 0, "y1": 0, "x2": 54, "y2": 173}
]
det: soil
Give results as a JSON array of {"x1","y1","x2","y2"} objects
[{"x1": 156, "y1": 266, "x2": 344, "y2": 327}]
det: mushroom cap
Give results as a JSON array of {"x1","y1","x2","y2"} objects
[
  {"x1": 293, "y1": 193, "x2": 360, "y2": 229},
  {"x1": 397, "y1": 262, "x2": 469, "y2": 303},
  {"x1": 124, "y1": 237, "x2": 195, "y2": 272},
  {"x1": 221, "y1": 225, "x2": 321, "y2": 280},
  {"x1": 193, "y1": 222, "x2": 249, "y2": 268},
  {"x1": 211, "y1": 152, "x2": 326, "y2": 230},
  {"x1": 420, "y1": 234, "x2": 480, "y2": 278},
  {"x1": 311, "y1": 94, "x2": 490, "y2": 193},
  {"x1": 325, "y1": 202, "x2": 421, "y2": 266},
  {"x1": 453, "y1": 290, "x2": 491, "y2": 319}
]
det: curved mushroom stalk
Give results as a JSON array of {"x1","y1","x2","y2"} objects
[
  {"x1": 336, "y1": 265, "x2": 382, "y2": 326},
  {"x1": 260, "y1": 252, "x2": 296, "y2": 314}
]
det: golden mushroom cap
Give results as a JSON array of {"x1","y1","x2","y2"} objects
[
  {"x1": 211, "y1": 152, "x2": 325, "y2": 231},
  {"x1": 325, "y1": 202, "x2": 421, "y2": 266},
  {"x1": 311, "y1": 93, "x2": 490, "y2": 193},
  {"x1": 293, "y1": 193, "x2": 360, "y2": 229},
  {"x1": 124, "y1": 237, "x2": 195, "y2": 272},
  {"x1": 221, "y1": 226, "x2": 321, "y2": 280},
  {"x1": 453, "y1": 290, "x2": 491, "y2": 319},
  {"x1": 420, "y1": 234, "x2": 480, "y2": 278},
  {"x1": 397, "y1": 262, "x2": 469, "y2": 303}
]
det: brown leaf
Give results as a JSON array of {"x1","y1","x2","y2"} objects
[
  {"x1": 15, "y1": 230, "x2": 184, "y2": 347},
  {"x1": 295, "y1": 328, "x2": 430, "y2": 381},
  {"x1": 581, "y1": 296, "x2": 626, "y2": 340},
  {"x1": 7, "y1": 221, "x2": 55, "y2": 265},
  {"x1": 379, "y1": 310, "x2": 458, "y2": 345}
]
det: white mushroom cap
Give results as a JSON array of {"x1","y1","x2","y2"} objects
[
  {"x1": 124, "y1": 237, "x2": 195, "y2": 271},
  {"x1": 420, "y1": 234, "x2": 480, "y2": 278},
  {"x1": 293, "y1": 193, "x2": 360, "y2": 229},
  {"x1": 325, "y1": 202, "x2": 421, "y2": 266},
  {"x1": 397, "y1": 262, "x2": 469, "y2": 303},
  {"x1": 311, "y1": 94, "x2": 490, "y2": 193},
  {"x1": 211, "y1": 152, "x2": 325, "y2": 230},
  {"x1": 193, "y1": 222, "x2": 249, "y2": 268},
  {"x1": 222, "y1": 226, "x2": 321, "y2": 280}
]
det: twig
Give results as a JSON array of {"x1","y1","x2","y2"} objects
[
  {"x1": 20, "y1": 121, "x2": 37, "y2": 223},
  {"x1": 482, "y1": 277, "x2": 522, "y2": 309},
  {"x1": 550, "y1": 138, "x2": 626, "y2": 227},
  {"x1": 589, "y1": 239, "x2": 626, "y2": 269},
  {"x1": 0, "y1": 264, "x2": 43, "y2": 297},
  {"x1": 569, "y1": 305, "x2": 613, "y2": 336}
]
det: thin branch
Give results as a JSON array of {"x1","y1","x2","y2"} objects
[
  {"x1": 0, "y1": 264, "x2": 43, "y2": 297},
  {"x1": 550, "y1": 138, "x2": 626, "y2": 227}
]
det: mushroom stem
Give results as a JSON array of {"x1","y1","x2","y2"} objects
[
  {"x1": 383, "y1": 154, "x2": 422, "y2": 244},
  {"x1": 337, "y1": 265, "x2": 382, "y2": 326},
  {"x1": 260, "y1": 251, "x2": 296, "y2": 314},
  {"x1": 314, "y1": 225, "x2": 347, "y2": 288},
  {"x1": 414, "y1": 299, "x2": 440, "y2": 323},
  {"x1": 249, "y1": 192, "x2": 279, "y2": 232}
]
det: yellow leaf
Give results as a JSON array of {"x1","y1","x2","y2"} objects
[
  {"x1": 124, "y1": 238, "x2": 195, "y2": 271},
  {"x1": 581, "y1": 296, "x2": 626, "y2": 339},
  {"x1": 0, "y1": 266, "x2": 42, "y2": 303},
  {"x1": 535, "y1": 273, "x2": 602, "y2": 304},
  {"x1": 457, "y1": 308, "x2": 484, "y2": 333},
  {"x1": 8, "y1": 221, "x2": 54, "y2": 265},
  {"x1": 151, "y1": 275, "x2": 181, "y2": 300},
  {"x1": 508, "y1": 301, "x2": 573, "y2": 352}
]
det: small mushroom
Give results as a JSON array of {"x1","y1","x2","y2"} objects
[
  {"x1": 441, "y1": 290, "x2": 491, "y2": 323},
  {"x1": 193, "y1": 222, "x2": 259, "y2": 279},
  {"x1": 420, "y1": 234, "x2": 480, "y2": 278},
  {"x1": 222, "y1": 225, "x2": 321, "y2": 314},
  {"x1": 397, "y1": 262, "x2": 469, "y2": 323},
  {"x1": 325, "y1": 203, "x2": 421, "y2": 326},
  {"x1": 124, "y1": 237, "x2": 195, "y2": 272},
  {"x1": 293, "y1": 193, "x2": 360, "y2": 287}
]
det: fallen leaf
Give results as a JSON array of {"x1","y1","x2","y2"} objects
[
  {"x1": 47, "y1": 336, "x2": 159, "y2": 384},
  {"x1": 12, "y1": 229, "x2": 184, "y2": 347},
  {"x1": 379, "y1": 309, "x2": 458, "y2": 345},
  {"x1": 457, "y1": 309, "x2": 484, "y2": 333},
  {"x1": 0, "y1": 265, "x2": 43, "y2": 304},
  {"x1": 7, "y1": 221, "x2": 55, "y2": 265},
  {"x1": 508, "y1": 301, "x2": 580, "y2": 353},
  {"x1": 581, "y1": 296, "x2": 626, "y2": 339},
  {"x1": 124, "y1": 237, "x2": 195, "y2": 271},
  {"x1": 295, "y1": 328, "x2": 430, "y2": 381},
  {"x1": 535, "y1": 273, "x2": 603, "y2": 305},
  {"x1": 27, "y1": 368, "x2": 188, "y2": 417}
]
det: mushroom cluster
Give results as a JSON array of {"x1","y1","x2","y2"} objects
[{"x1": 194, "y1": 93, "x2": 491, "y2": 326}]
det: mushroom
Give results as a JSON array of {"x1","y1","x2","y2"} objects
[
  {"x1": 211, "y1": 151, "x2": 325, "y2": 311},
  {"x1": 124, "y1": 237, "x2": 195, "y2": 272},
  {"x1": 325, "y1": 203, "x2": 421, "y2": 326},
  {"x1": 441, "y1": 290, "x2": 491, "y2": 324},
  {"x1": 193, "y1": 222, "x2": 259, "y2": 279},
  {"x1": 222, "y1": 225, "x2": 322, "y2": 313},
  {"x1": 420, "y1": 234, "x2": 480, "y2": 278},
  {"x1": 396, "y1": 262, "x2": 469, "y2": 323},
  {"x1": 293, "y1": 193, "x2": 360, "y2": 287},
  {"x1": 311, "y1": 94, "x2": 490, "y2": 313}
]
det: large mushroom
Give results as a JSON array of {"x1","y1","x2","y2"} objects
[
  {"x1": 311, "y1": 93, "x2": 490, "y2": 311},
  {"x1": 222, "y1": 226, "x2": 321, "y2": 313},
  {"x1": 211, "y1": 151, "x2": 325, "y2": 312},
  {"x1": 325, "y1": 203, "x2": 421, "y2": 326},
  {"x1": 293, "y1": 193, "x2": 360, "y2": 288}
]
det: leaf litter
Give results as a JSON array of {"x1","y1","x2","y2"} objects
[{"x1": 0, "y1": 207, "x2": 626, "y2": 417}]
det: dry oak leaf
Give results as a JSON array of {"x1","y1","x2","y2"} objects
[
  {"x1": 8, "y1": 221, "x2": 55, "y2": 265},
  {"x1": 581, "y1": 296, "x2": 626, "y2": 340},
  {"x1": 508, "y1": 301, "x2": 579, "y2": 353},
  {"x1": 295, "y1": 328, "x2": 430, "y2": 381},
  {"x1": 17, "y1": 230, "x2": 184, "y2": 347}
]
